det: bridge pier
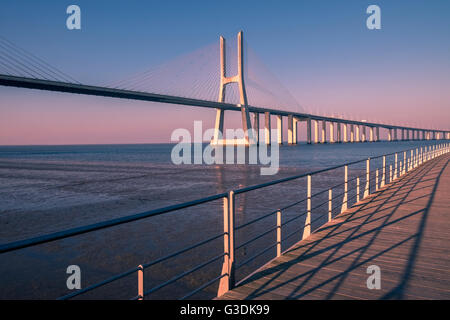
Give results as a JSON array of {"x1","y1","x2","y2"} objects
[
  {"x1": 388, "y1": 129, "x2": 392, "y2": 142},
  {"x1": 350, "y1": 124, "x2": 355, "y2": 143},
  {"x1": 343, "y1": 123, "x2": 348, "y2": 142},
  {"x1": 293, "y1": 118, "x2": 298, "y2": 144},
  {"x1": 288, "y1": 115, "x2": 293, "y2": 144},
  {"x1": 321, "y1": 120, "x2": 327, "y2": 143},
  {"x1": 314, "y1": 120, "x2": 319, "y2": 143},
  {"x1": 369, "y1": 127, "x2": 374, "y2": 142},
  {"x1": 337, "y1": 122, "x2": 342, "y2": 143},
  {"x1": 362, "y1": 126, "x2": 366, "y2": 142},
  {"x1": 329, "y1": 122, "x2": 335, "y2": 143},
  {"x1": 253, "y1": 113, "x2": 260, "y2": 145},
  {"x1": 307, "y1": 118, "x2": 312, "y2": 144},
  {"x1": 394, "y1": 128, "x2": 398, "y2": 141},
  {"x1": 277, "y1": 115, "x2": 283, "y2": 144},
  {"x1": 264, "y1": 112, "x2": 271, "y2": 145},
  {"x1": 355, "y1": 125, "x2": 360, "y2": 142},
  {"x1": 376, "y1": 127, "x2": 380, "y2": 142},
  {"x1": 287, "y1": 115, "x2": 298, "y2": 145}
]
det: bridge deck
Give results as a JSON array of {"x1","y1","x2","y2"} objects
[{"x1": 219, "y1": 154, "x2": 450, "y2": 300}]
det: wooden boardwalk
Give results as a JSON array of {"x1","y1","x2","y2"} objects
[{"x1": 219, "y1": 154, "x2": 450, "y2": 300}]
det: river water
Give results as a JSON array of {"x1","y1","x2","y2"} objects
[{"x1": 0, "y1": 141, "x2": 441, "y2": 299}]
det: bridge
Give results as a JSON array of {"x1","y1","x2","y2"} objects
[{"x1": 0, "y1": 32, "x2": 449, "y2": 144}]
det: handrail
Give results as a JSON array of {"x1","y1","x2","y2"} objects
[
  {"x1": 0, "y1": 142, "x2": 447, "y2": 300},
  {"x1": 0, "y1": 192, "x2": 226, "y2": 253}
]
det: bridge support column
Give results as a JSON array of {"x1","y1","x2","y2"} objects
[
  {"x1": 369, "y1": 127, "x2": 374, "y2": 142},
  {"x1": 401, "y1": 129, "x2": 405, "y2": 141},
  {"x1": 264, "y1": 112, "x2": 271, "y2": 145},
  {"x1": 307, "y1": 118, "x2": 312, "y2": 144},
  {"x1": 321, "y1": 120, "x2": 327, "y2": 143},
  {"x1": 293, "y1": 118, "x2": 298, "y2": 144},
  {"x1": 350, "y1": 125, "x2": 354, "y2": 142},
  {"x1": 362, "y1": 126, "x2": 366, "y2": 142},
  {"x1": 337, "y1": 122, "x2": 341, "y2": 143},
  {"x1": 213, "y1": 31, "x2": 255, "y2": 146},
  {"x1": 293, "y1": 117, "x2": 299, "y2": 144},
  {"x1": 213, "y1": 109, "x2": 225, "y2": 144},
  {"x1": 355, "y1": 126, "x2": 360, "y2": 142},
  {"x1": 288, "y1": 115, "x2": 294, "y2": 145},
  {"x1": 314, "y1": 120, "x2": 319, "y2": 143},
  {"x1": 277, "y1": 115, "x2": 283, "y2": 144},
  {"x1": 253, "y1": 113, "x2": 260, "y2": 145},
  {"x1": 376, "y1": 127, "x2": 380, "y2": 142},
  {"x1": 394, "y1": 129, "x2": 398, "y2": 141},
  {"x1": 329, "y1": 122, "x2": 335, "y2": 143},
  {"x1": 343, "y1": 123, "x2": 348, "y2": 142},
  {"x1": 388, "y1": 129, "x2": 392, "y2": 142}
]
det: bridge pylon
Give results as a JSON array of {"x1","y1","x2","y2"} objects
[{"x1": 211, "y1": 31, "x2": 256, "y2": 146}]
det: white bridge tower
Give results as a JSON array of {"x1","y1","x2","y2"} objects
[{"x1": 211, "y1": 31, "x2": 255, "y2": 145}]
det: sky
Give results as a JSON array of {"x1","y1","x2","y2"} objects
[{"x1": 0, "y1": 0, "x2": 449, "y2": 145}]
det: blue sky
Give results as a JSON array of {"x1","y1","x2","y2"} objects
[{"x1": 0, "y1": 0, "x2": 449, "y2": 144}]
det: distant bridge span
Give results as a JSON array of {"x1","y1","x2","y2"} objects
[{"x1": 1, "y1": 74, "x2": 449, "y2": 144}]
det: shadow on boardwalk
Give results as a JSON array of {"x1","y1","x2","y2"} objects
[{"x1": 220, "y1": 155, "x2": 450, "y2": 300}]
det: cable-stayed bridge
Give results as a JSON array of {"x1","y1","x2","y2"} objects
[{"x1": 0, "y1": 32, "x2": 449, "y2": 145}]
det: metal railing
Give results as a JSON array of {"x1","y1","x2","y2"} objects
[{"x1": 0, "y1": 142, "x2": 448, "y2": 300}]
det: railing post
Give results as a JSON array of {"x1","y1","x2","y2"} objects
[
  {"x1": 228, "y1": 191, "x2": 235, "y2": 289},
  {"x1": 394, "y1": 153, "x2": 398, "y2": 180},
  {"x1": 381, "y1": 155, "x2": 386, "y2": 187},
  {"x1": 138, "y1": 265, "x2": 144, "y2": 300},
  {"x1": 415, "y1": 148, "x2": 418, "y2": 168},
  {"x1": 218, "y1": 191, "x2": 235, "y2": 296},
  {"x1": 403, "y1": 151, "x2": 406, "y2": 174},
  {"x1": 364, "y1": 158, "x2": 370, "y2": 198},
  {"x1": 218, "y1": 195, "x2": 230, "y2": 296},
  {"x1": 341, "y1": 165, "x2": 348, "y2": 213},
  {"x1": 389, "y1": 165, "x2": 392, "y2": 183},
  {"x1": 276, "y1": 210, "x2": 282, "y2": 257},
  {"x1": 328, "y1": 189, "x2": 332, "y2": 222},
  {"x1": 303, "y1": 175, "x2": 311, "y2": 240},
  {"x1": 356, "y1": 177, "x2": 360, "y2": 202},
  {"x1": 375, "y1": 169, "x2": 379, "y2": 191}
]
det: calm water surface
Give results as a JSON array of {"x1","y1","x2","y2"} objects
[{"x1": 0, "y1": 141, "x2": 441, "y2": 299}]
